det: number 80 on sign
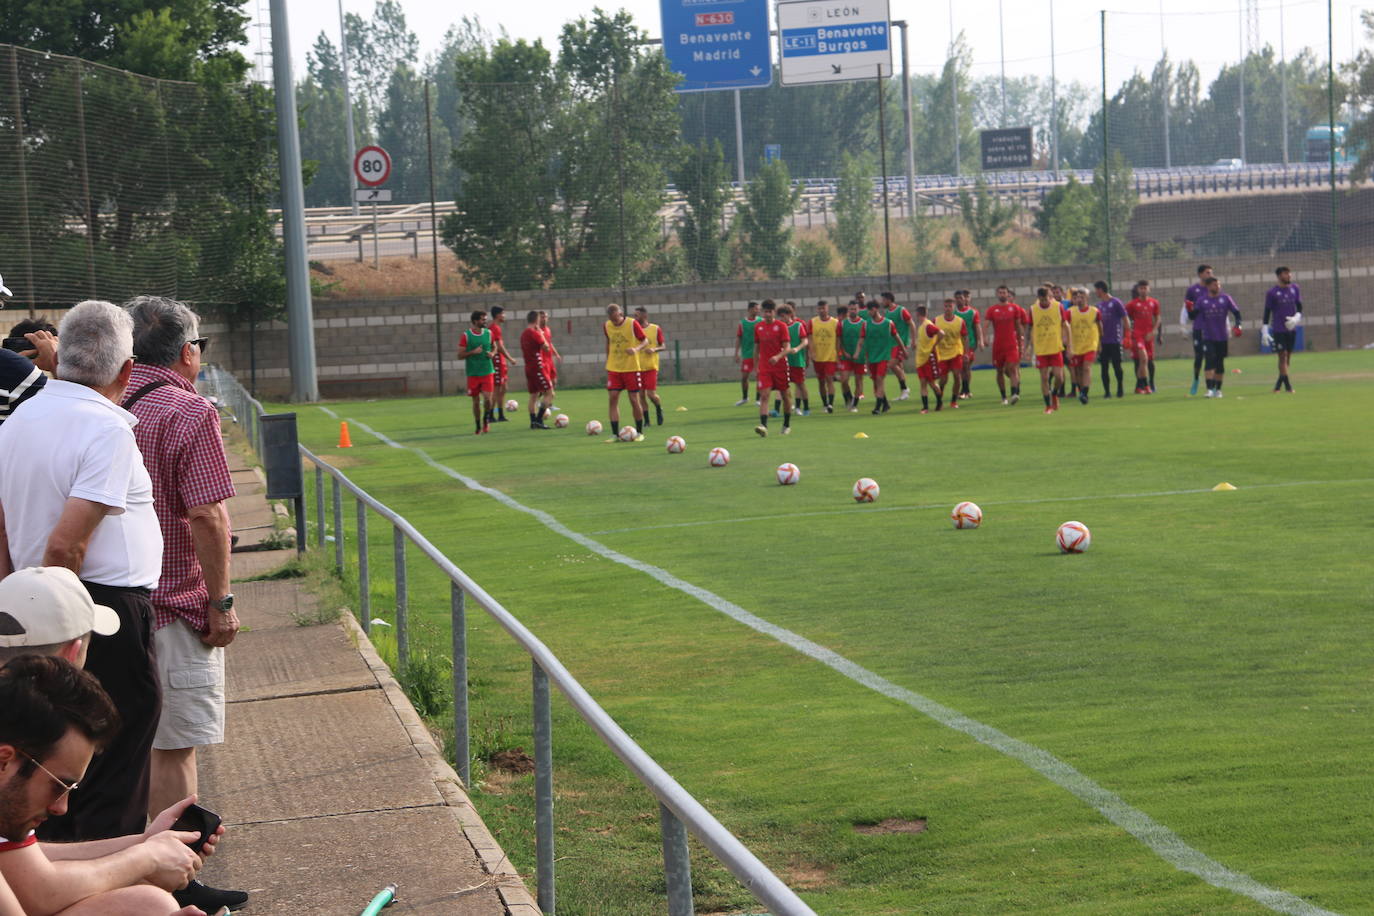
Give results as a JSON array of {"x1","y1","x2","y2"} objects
[{"x1": 353, "y1": 145, "x2": 391, "y2": 187}]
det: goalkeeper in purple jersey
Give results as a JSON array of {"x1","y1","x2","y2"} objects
[
  {"x1": 1182, "y1": 264, "x2": 1214, "y2": 395},
  {"x1": 1186, "y1": 276, "x2": 1243, "y2": 398},
  {"x1": 1262, "y1": 266, "x2": 1303, "y2": 393}
]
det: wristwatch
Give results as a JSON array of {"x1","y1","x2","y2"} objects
[{"x1": 210, "y1": 594, "x2": 235, "y2": 613}]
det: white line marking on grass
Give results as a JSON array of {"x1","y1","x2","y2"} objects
[
  {"x1": 588, "y1": 479, "x2": 1374, "y2": 535},
  {"x1": 339, "y1": 412, "x2": 1343, "y2": 916}
]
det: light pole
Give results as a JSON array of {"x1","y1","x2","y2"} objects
[{"x1": 339, "y1": 0, "x2": 360, "y2": 216}]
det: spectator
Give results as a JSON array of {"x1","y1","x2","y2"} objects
[
  {"x1": 0, "y1": 299, "x2": 163, "y2": 842},
  {"x1": 0, "y1": 349, "x2": 46, "y2": 426},
  {"x1": 0, "y1": 566, "x2": 121, "y2": 669},
  {"x1": 123, "y1": 297, "x2": 245, "y2": 913},
  {"x1": 0, "y1": 654, "x2": 207, "y2": 916}
]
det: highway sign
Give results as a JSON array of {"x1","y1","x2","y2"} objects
[
  {"x1": 777, "y1": 0, "x2": 892, "y2": 86},
  {"x1": 353, "y1": 145, "x2": 391, "y2": 187},
  {"x1": 764, "y1": 143, "x2": 782, "y2": 163},
  {"x1": 659, "y1": 0, "x2": 771, "y2": 93},
  {"x1": 354, "y1": 188, "x2": 393, "y2": 202},
  {"x1": 980, "y1": 127, "x2": 1034, "y2": 170}
]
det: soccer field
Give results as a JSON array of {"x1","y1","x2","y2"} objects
[{"x1": 275, "y1": 351, "x2": 1372, "y2": 915}]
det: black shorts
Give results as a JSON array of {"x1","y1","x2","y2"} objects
[
  {"x1": 1272, "y1": 330, "x2": 1297, "y2": 353},
  {"x1": 1204, "y1": 339, "x2": 1229, "y2": 372},
  {"x1": 1100, "y1": 343, "x2": 1123, "y2": 363}
]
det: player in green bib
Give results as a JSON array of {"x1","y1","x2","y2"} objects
[
  {"x1": 837, "y1": 304, "x2": 867, "y2": 410},
  {"x1": 862, "y1": 301, "x2": 902, "y2": 414},
  {"x1": 733, "y1": 301, "x2": 763, "y2": 406},
  {"x1": 780, "y1": 303, "x2": 811, "y2": 415},
  {"x1": 881, "y1": 291, "x2": 917, "y2": 401},
  {"x1": 954, "y1": 289, "x2": 984, "y2": 399},
  {"x1": 456, "y1": 311, "x2": 496, "y2": 435}
]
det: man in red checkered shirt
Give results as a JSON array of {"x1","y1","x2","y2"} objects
[{"x1": 123, "y1": 297, "x2": 247, "y2": 914}]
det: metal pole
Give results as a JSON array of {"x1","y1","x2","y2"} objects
[
  {"x1": 1101, "y1": 10, "x2": 1113, "y2": 289},
  {"x1": 8, "y1": 47, "x2": 37, "y2": 318},
  {"x1": 314, "y1": 465, "x2": 325, "y2": 547},
  {"x1": 876, "y1": 65, "x2": 892, "y2": 289},
  {"x1": 271, "y1": 0, "x2": 319, "y2": 402},
  {"x1": 614, "y1": 73, "x2": 629, "y2": 310},
  {"x1": 293, "y1": 495, "x2": 306, "y2": 555},
  {"x1": 339, "y1": 0, "x2": 360, "y2": 217},
  {"x1": 451, "y1": 582, "x2": 470, "y2": 786},
  {"x1": 660, "y1": 803, "x2": 694, "y2": 916},
  {"x1": 998, "y1": 0, "x2": 1008, "y2": 127},
  {"x1": 425, "y1": 81, "x2": 444, "y2": 395},
  {"x1": 948, "y1": 2, "x2": 960, "y2": 176},
  {"x1": 897, "y1": 22, "x2": 916, "y2": 217},
  {"x1": 1050, "y1": 0, "x2": 1059, "y2": 177},
  {"x1": 733, "y1": 89, "x2": 746, "y2": 186},
  {"x1": 1160, "y1": 0, "x2": 1171, "y2": 169},
  {"x1": 532, "y1": 661, "x2": 555, "y2": 914},
  {"x1": 332, "y1": 476, "x2": 344, "y2": 572},
  {"x1": 72, "y1": 65, "x2": 98, "y2": 297},
  {"x1": 1238, "y1": 0, "x2": 1247, "y2": 163},
  {"x1": 356, "y1": 499, "x2": 370, "y2": 633},
  {"x1": 1327, "y1": 0, "x2": 1342, "y2": 348},
  {"x1": 372, "y1": 200, "x2": 380, "y2": 270},
  {"x1": 1280, "y1": 0, "x2": 1289, "y2": 166},
  {"x1": 394, "y1": 525, "x2": 409, "y2": 670}
]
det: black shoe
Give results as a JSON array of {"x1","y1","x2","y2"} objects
[
  {"x1": 530, "y1": 420, "x2": 548, "y2": 429},
  {"x1": 496, "y1": 415, "x2": 510, "y2": 422},
  {"x1": 174, "y1": 880, "x2": 249, "y2": 912}
]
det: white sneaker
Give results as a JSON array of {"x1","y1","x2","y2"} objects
[
  {"x1": 734, "y1": 398, "x2": 748, "y2": 406},
  {"x1": 1001, "y1": 398, "x2": 1009, "y2": 405},
  {"x1": 848, "y1": 406, "x2": 858, "y2": 413},
  {"x1": 1205, "y1": 389, "x2": 1216, "y2": 398},
  {"x1": 898, "y1": 390, "x2": 910, "y2": 401},
  {"x1": 781, "y1": 426, "x2": 791, "y2": 435},
  {"x1": 1010, "y1": 393, "x2": 1020, "y2": 404},
  {"x1": 754, "y1": 425, "x2": 768, "y2": 437},
  {"x1": 1214, "y1": 390, "x2": 1224, "y2": 398}
]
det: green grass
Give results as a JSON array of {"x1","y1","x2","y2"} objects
[{"x1": 273, "y1": 351, "x2": 1373, "y2": 915}]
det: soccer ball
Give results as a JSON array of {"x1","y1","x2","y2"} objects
[
  {"x1": 618, "y1": 425, "x2": 639, "y2": 442},
  {"x1": 951, "y1": 501, "x2": 982, "y2": 529},
  {"x1": 852, "y1": 477, "x2": 879, "y2": 503},
  {"x1": 776, "y1": 463, "x2": 800, "y2": 486},
  {"x1": 585, "y1": 420, "x2": 603, "y2": 436},
  {"x1": 666, "y1": 435, "x2": 686, "y2": 453},
  {"x1": 708, "y1": 447, "x2": 730, "y2": 467},
  {"x1": 554, "y1": 414, "x2": 570, "y2": 428},
  {"x1": 1056, "y1": 521, "x2": 1091, "y2": 554},
  {"x1": 505, "y1": 399, "x2": 519, "y2": 412}
]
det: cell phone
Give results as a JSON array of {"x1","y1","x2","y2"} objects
[
  {"x1": 171, "y1": 803, "x2": 222, "y2": 854},
  {"x1": 1, "y1": 337, "x2": 33, "y2": 352}
]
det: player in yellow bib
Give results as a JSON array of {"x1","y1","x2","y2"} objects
[
  {"x1": 1067, "y1": 287, "x2": 1102, "y2": 404},
  {"x1": 808, "y1": 300, "x2": 839, "y2": 413},
  {"x1": 632, "y1": 306, "x2": 666, "y2": 426},
  {"x1": 911, "y1": 304, "x2": 947, "y2": 413},
  {"x1": 1030, "y1": 286, "x2": 1070, "y2": 413},
  {"x1": 932, "y1": 298, "x2": 967, "y2": 408},
  {"x1": 604, "y1": 303, "x2": 648, "y2": 438}
]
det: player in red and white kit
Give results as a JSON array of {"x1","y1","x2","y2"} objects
[
  {"x1": 487, "y1": 305, "x2": 517, "y2": 423},
  {"x1": 983, "y1": 285, "x2": 1029, "y2": 405},
  {"x1": 753, "y1": 299, "x2": 797, "y2": 436},
  {"x1": 536, "y1": 310, "x2": 561, "y2": 412},
  {"x1": 519, "y1": 310, "x2": 554, "y2": 428},
  {"x1": 1125, "y1": 281, "x2": 1161, "y2": 393}
]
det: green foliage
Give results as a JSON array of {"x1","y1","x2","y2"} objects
[
  {"x1": 1087, "y1": 151, "x2": 1138, "y2": 264},
  {"x1": 736, "y1": 158, "x2": 801, "y2": 279},
  {"x1": 672, "y1": 140, "x2": 733, "y2": 282},
  {"x1": 790, "y1": 236, "x2": 834, "y2": 278},
  {"x1": 398, "y1": 651, "x2": 453, "y2": 720},
  {"x1": 636, "y1": 240, "x2": 689, "y2": 287},
  {"x1": 1142, "y1": 238, "x2": 1189, "y2": 261},
  {"x1": 375, "y1": 63, "x2": 452, "y2": 205},
  {"x1": 908, "y1": 202, "x2": 937, "y2": 274},
  {"x1": 950, "y1": 179, "x2": 1019, "y2": 270},
  {"x1": 920, "y1": 33, "x2": 977, "y2": 175},
  {"x1": 828, "y1": 151, "x2": 875, "y2": 273},
  {"x1": 1039, "y1": 176, "x2": 1096, "y2": 265},
  {"x1": 1348, "y1": 11, "x2": 1374, "y2": 182}
]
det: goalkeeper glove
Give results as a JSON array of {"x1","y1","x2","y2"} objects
[
  {"x1": 1232, "y1": 323, "x2": 1243, "y2": 338},
  {"x1": 1284, "y1": 313, "x2": 1302, "y2": 330},
  {"x1": 1261, "y1": 325, "x2": 1274, "y2": 348}
]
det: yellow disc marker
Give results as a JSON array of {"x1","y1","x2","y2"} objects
[{"x1": 1212, "y1": 482, "x2": 1238, "y2": 491}]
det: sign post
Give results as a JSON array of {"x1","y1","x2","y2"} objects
[
  {"x1": 353, "y1": 145, "x2": 392, "y2": 270},
  {"x1": 777, "y1": 0, "x2": 892, "y2": 86},
  {"x1": 659, "y1": 0, "x2": 772, "y2": 92},
  {"x1": 979, "y1": 127, "x2": 1034, "y2": 171}
]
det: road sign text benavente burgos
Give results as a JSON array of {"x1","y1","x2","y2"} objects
[
  {"x1": 777, "y1": 0, "x2": 891, "y2": 86},
  {"x1": 659, "y1": 0, "x2": 772, "y2": 92},
  {"x1": 354, "y1": 145, "x2": 391, "y2": 188}
]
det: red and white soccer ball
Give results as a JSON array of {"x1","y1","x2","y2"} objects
[
  {"x1": 617, "y1": 425, "x2": 639, "y2": 442},
  {"x1": 852, "y1": 477, "x2": 879, "y2": 503},
  {"x1": 505, "y1": 399, "x2": 519, "y2": 412},
  {"x1": 553, "y1": 414, "x2": 570, "y2": 428},
  {"x1": 585, "y1": 420, "x2": 603, "y2": 436},
  {"x1": 666, "y1": 435, "x2": 686, "y2": 454},
  {"x1": 1056, "y1": 521, "x2": 1091, "y2": 554},
  {"x1": 776, "y1": 463, "x2": 800, "y2": 486},
  {"x1": 708, "y1": 447, "x2": 730, "y2": 467},
  {"x1": 951, "y1": 501, "x2": 982, "y2": 529}
]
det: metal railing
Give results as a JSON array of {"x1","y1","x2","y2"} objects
[{"x1": 201, "y1": 365, "x2": 816, "y2": 916}]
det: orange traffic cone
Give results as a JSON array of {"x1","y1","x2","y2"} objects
[{"x1": 338, "y1": 422, "x2": 353, "y2": 448}]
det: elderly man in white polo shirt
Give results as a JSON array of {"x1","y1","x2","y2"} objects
[{"x1": 0, "y1": 300, "x2": 164, "y2": 843}]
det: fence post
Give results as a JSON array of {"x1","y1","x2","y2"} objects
[
  {"x1": 660, "y1": 803, "x2": 694, "y2": 916},
  {"x1": 451, "y1": 581, "x2": 469, "y2": 786},
  {"x1": 356, "y1": 499, "x2": 370, "y2": 634},
  {"x1": 314, "y1": 465, "x2": 325, "y2": 548},
  {"x1": 331, "y1": 476, "x2": 344, "y2": 572},
  {"x1": 532, "y1": 661, "x2": 555, "y2": 914},
  {"x1": 394, "y1": 526, "x2": 408, "y2": 670}
]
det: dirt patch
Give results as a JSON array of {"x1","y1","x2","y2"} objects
[
  {"x1": 781, "y1": 858, "x2": 838, "y2": 891},
  {"x1": 488, "y1": 747, "x2": 535, "y2": 774},
  {"x1": 853, "y1": 817, "x2": 928, "y2": 835}
]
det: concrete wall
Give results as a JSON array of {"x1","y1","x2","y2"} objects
[{"x1": 203, "y1": 251, "x2": 1374, "y2": 399}]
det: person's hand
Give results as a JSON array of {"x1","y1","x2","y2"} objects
[
  {"x1": 173, "y1": 908, "x2": 211, "y2": 916},
  {"x1": 23, "y1": 330, "x2": 57, "y2": 373},
  {"x1": 624, "y1": 347, "x2": 638, "y2": 355},
  {"x1": 142, "y1": 830, "x2": 203, "y2": 890},
  {"x1": 146, "y1": 796, "x2": 196, "y2": 840},
  {"x1": 201, "y1": 606, "x2": 240, "y2": 648},
  {"x1": 197, "y1": 822, "x2": 225, "y2": 861}
]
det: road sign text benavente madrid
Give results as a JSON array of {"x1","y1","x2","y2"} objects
[{"x1": 659, "y1": 0, "x2": 772, "y2": 92}]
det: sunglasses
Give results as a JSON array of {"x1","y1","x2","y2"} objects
[{"x1": 189, "y1": 337, "x2": 210, "y2": 355}]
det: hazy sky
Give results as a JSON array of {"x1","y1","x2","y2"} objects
[{"x1": 249, "y1": 0, "x2": 1369, "y2": 90}]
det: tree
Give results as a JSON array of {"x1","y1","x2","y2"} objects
[
  {"x1": 921, "y1": 34, "x2": 977, "y2": 175},
  {"x1": 1087, "y1": 152, "x2": 1137, "y2": 264},
  {"x1": 829, "y1": 151, "x2": 875, "y2": 273},
  {"x1": 297, "y1": 33, "x2": 355, "y2": 207},
  {"x1": 375, "y1": 62, "x2": 452, "y2": 204},
  {"x1": 1039, "y1": 176, "x2": 1095, "y2": 264},
  {"x1": 950, "y1": 179, "x2": 1018, "y2": 270},
  {"x1": 1349, "y1": 12, "x2": 1374, "y2": 182},
  {"x1": 907, "y1": 201, "x2": 937, "y2": 274},
  {"x1": 737, "y1": 158, "x2": 802, "y2": 278},
  {"x1": 344, "y1": 0, "x2": 418, "y2": 136},
  {"x1": 672, "y1": 140, "x2": 733, "y2": 281}
]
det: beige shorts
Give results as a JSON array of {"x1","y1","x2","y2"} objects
[{"x1": 152, "y1": 617, "x2": 225, "y2": 750}]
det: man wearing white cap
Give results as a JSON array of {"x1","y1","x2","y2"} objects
[{"x1": 0, "y1": 567, "x2": 120, "y2": 668}]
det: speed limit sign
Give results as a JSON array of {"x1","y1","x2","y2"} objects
[{"x1": 354, "y1": 145, "x2": 391, "y2": 187}]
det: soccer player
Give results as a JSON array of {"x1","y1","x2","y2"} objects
[
  {"x1": 1093, "y1": 281, "x2": 1129, "y2": 399},
  {"x1": 456, "y1": 310, "x2": 496, "y2": 435},
  {"x1": 754, "y1": 299, "x2": 796, "y2": 435},
  {"x1": 780, "y1": 303, "x2": 811, "y2": 415},
  {"x1": 1262, "y1": 266, "x2": 1303, "y2": 393},
  {"x1": 984, "y1": 285, "x2": 1029, "y2": 404},
  {"x1": 954, "y1": 289, "x2": 984, "y2": 399},
  {"x1": 911, "y1": 304, "x2": 945, "y2": 413},
  {"x1": 1125, "y1": 281, "x2": 1162, "y2": 393},
  {"x1": 880, "y1": 292, "x2": 916, "y2": 401},
  {"x1": 808, "y1": 300, "x2": 839, "y2": 412},
  {"x1": 1183, "y1": 264, "x2": 1214, "y2": 395},
  {"x1": 1187, "y1": 276, "x2": 1243, "y2": 398},
  {"x1": 1030, "y1": 286, "x2": 1069, "y2": 413},
  {"x1": 1067, "y1": 287, "x2": 1102, "y2": 404},
  {"x1": 862, "y1": 300, "x2": 902, "y2": 414},
  {"x1": 633, "y1": 306, "x2": 667, "y2": 425},
  {"x1": 537, "y1": 310, "x2": 561, "y2": 385},
  {"x1": 932, "y1": 297, "x2": 967, "y2": 409},
  {"x1": 733, "y1": 301, "x2": 762, "y2": 406},
  {"x1": 837, "y1": 303, "x2": 867, "y2": 411},
  {"x1": 519, "y1": 311, "x2": 554, "y2": 429},
  {"x1": 487, "y1": 305, "x2": 516, "y2": 423},
  {"x1": 604, "y1": 303, "x2": 648, "y2": 435}
]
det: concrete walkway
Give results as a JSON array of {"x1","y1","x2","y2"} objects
[{"x1": 195, "y1": 445, "x2": 536, "y2": 915}]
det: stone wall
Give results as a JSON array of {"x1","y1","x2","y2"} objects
[{"x1": 202, "y1": 251, "x2": 1374, "y2": 399}]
